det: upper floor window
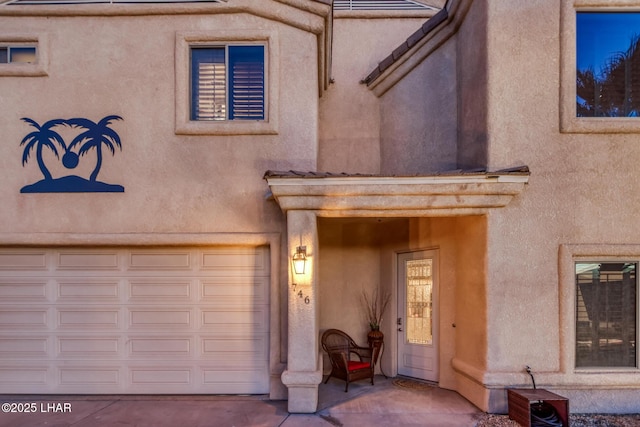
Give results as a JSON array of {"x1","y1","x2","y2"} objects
[
  {"x1": 191, "y1": 45, "x2": 264, "y2": 121},
  {"x1": 575, "y1": 262, "x2": 637, "y2": 368},
  {"x1": 0, "y1": 36, "x2": 47, "y2": 77},
  {"x1": 175, "y1": 31, "x2": 278, "y2": 136},
  {"x1": 561, "y1": 3, "x2": 640, "y2": 132},
  {"x1": 0, "y1": 46, "x2": 36, "y2": 64},
  {"x1": 576, "y1": 12, "x2": 640, "y2": 118}
]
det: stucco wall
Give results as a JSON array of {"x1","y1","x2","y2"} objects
[
  {"x1": 378, "y1": 35, "x2": 458, "y2": 175},
  {"x1": 319, "y1": 16, "x2": 427, "y2": 174},
  {"x1": 0, "y1": 12, "x2": 317, "y2": 236},
  {"x1": 318, "y1": 218, "x2": 385, "y2": 342},
  {"x1": 456, "y1": 0, "x2": 488, "y2": 170},
  {"x1": 318, "y1": 218, "x2": 397, "y2": 373},
  {"x1": 480, "y1": 0, "x2": 640, "y2": 413}
]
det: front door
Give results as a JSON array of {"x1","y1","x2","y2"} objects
[{"x1": 397, "y1": 250, "x2": 439, "y2": 382}]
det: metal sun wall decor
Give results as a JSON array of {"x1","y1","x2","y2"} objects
[{"x1": 19, "y1": 115, "x2": 124, "y2": 193}]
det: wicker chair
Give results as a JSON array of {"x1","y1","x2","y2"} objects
[{"x1": 321, "y1": 328, "x2": 381, "y2": 392}]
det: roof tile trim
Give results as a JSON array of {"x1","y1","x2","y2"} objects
[
  {"x1": 361, "y1": 6, "x2": 448, "y2": 85},
  {"x1": 264, "y1": 166, "x2": 531, "y2": 180}
]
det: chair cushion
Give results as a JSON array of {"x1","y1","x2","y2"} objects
[{"x1": 347, "y1": 361, "x2": 371, "y2": 372}]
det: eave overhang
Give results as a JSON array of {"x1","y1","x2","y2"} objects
[
  {"x1": 0, "y1": 0, "x2": 333, "y2": 94},
  {"x1": 264, "y1": 167, "x2": 530, "y2": 217}
]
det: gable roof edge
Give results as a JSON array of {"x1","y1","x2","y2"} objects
[{"x1": 363, "y1": 0, "x2": 472, "y2": 97}]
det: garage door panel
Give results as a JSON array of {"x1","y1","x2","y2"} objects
[
  {"x1": 129, "y1": 309, "x2": 193, "y2": 328},
  {"x1": 131, "y1": 367, "x2": 192, "y2": 385},
  {"x1": 59, "y1": 367, "x2": 121, "y2": 386},
  {"x1": 0, "y1": 336, "x2": 48, "y2": 357},
  {"x1": 129, "y1": 337, "x2": 192, "y2": 357},
  {"x1": 0, "y1": 309, "x2": 48, "y2": 328},
  {"x1": 201, "y1": 277, "x2": 268, "y2": 301},
  {"x1": 128, "y1": 252, "x2": 193, "y2": 271},
  {"x1": 57, "y1": 337, "x2": 120, "y2": 357},
  {"x1": 0, "y1": 367, "x2": 48, "y2": 385},
  {"x1": 201, "y1": 308, "x2": 268, "y2": 333},
  {"x1": 202, "y1": 367, "x2": 269, "y2": 394},
  {"x1": 201, "y1": 336, "x2": 267, "y2": 359},
  {"x1": 0, "y1": 246, "x2": 270, "y2": 394},
  {"x1": 201, "y1": 248, "x2": 269, "y2": 273},
  {"x1": 56, "y1": 252, "x2": 120, "y2": 271},
  {"x1": 58, "y1": 309, "x2": 120, "y2": 329},
  {"x1": 58, "y1": 280, "x2": 120, "y2": 300},
  {"x1": 0, "y1": 250, "x2": 47, "y2": 270},
  {"x1": 0, "y1": 280, "x2": 48, "y2": 300},
  {"x1": 129, "y1": 279, "x2": 192, "y2": 301}
]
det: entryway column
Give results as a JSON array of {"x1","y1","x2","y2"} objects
[{"x1": 281, "y1": 210, "x2": 322, "y2": 413}]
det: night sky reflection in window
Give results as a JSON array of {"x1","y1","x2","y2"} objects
[{"x1": 577, "y1": 13, "x2": 640, "y2": 117}]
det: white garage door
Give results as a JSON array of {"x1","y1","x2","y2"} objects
[{"x1": 0, "y1": 246, "x2": 270, "y2": 394}]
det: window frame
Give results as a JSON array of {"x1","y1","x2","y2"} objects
[
  {"x1": 0, "y1": 34, "x2": 48, "y2": 77},
  {"x1": 574, "y1": 261, "x2": 637, "y2": 368},
  {"x1": 175, "y1": 30, "x2": 278, "y2": 136},
  {"x1": 561, "y1": 1, "x2": 640, "y2": 133},
  {"x1": 560, "y1": 244, "x2": 640, "y2": 375},
  {"x1": 190, "y1": 45, "x2": 265, "y2": 122}
]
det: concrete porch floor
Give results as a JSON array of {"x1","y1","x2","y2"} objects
[{"x1": 0, "y1": 377, "x2": 484, "y2": 427}]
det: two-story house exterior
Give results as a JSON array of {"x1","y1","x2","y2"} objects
[{"x1": 1, "y1": 0, "x2": 638, "y2": 416}]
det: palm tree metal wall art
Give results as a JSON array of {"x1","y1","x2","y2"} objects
[
  {"x1": 20, "y1": 115, "x2": 124, "y2": 193},
  {"x1": 20, "y1": 117, "x2": 66, "y2": 182}
]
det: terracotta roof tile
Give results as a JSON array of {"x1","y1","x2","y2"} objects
[
  {"x1": 407, "y1": 27, "x2": 427, "y2": 49},
  {"x1": 264, "y1": 166, "x2": 530, "y2": 179},
  {"x1": 362, "y1": 6, "x2": 448, "y2": 86},
  {"x1": 392, "y1": 42, "x2": 410, "y2": 61}
]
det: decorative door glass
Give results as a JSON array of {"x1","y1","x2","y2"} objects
[{"x1": 406, "y1": 258, "x2": 433, "y2": 345}]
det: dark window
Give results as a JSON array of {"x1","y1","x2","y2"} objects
[
  {"x1": 575, "y1": 262, "x2": 637, "y2": 368},
  {"x1": 0, "y1": 46, "x2": 36, "y2": 64},
  {"x1": 190, "y1": 45, "x2": 264, "y2": 121},
  {"x1": 577, "y1": 12, "x2": 640, "y2": 117}
]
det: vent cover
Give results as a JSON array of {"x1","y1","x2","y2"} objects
[
  {"x1": 334, "y1": 0, "x2": 436, "y2": 11},
  {"x1": 5, "y1": 0, "x2": 221, "y2": 4}
]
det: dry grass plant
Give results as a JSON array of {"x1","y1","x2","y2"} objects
[{"x1": 361, "y1": 288, "x2": 391, "y2": 330}]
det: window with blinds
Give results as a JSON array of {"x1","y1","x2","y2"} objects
[
  {"x1": 190, "y1": 45, "x2": 264, "y2": 121},
  {"x1": 575, "y1": 262, "x2": 637, "y2": 368}
]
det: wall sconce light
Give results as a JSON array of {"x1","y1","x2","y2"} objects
[{"x1": 292, "y1": 246, "x2": 307, "y2": 275}]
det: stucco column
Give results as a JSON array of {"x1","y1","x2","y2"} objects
[{"x1": 280, "y1": 210, "x2": 322, "y2": 413}]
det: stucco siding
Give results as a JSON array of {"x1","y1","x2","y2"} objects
[
  {"x1": 456, "y1": 0, "x2": 488, "y2": 170},
  {"x1": 379, "y1": 36, "x2": 457, "y2": 175},
  {"x1": 319, "y1": 17, "x2": 427, "y2": 174},
  {"x1": 0, "y1": 13, "x2": 318, "y2": 236},
  {"x1": 480, "y1": 0, "x2": 640, "y2": 413}
]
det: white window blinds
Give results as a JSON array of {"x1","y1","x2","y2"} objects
[
  {"x1": 191, "y1": 45, "x2": 264, "y2": 121},
  {"x1": 228, "y1": 46, "x2": 264, "y2": 120}
]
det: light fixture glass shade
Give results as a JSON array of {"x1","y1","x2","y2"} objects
[{"x1": 292, "y1": 246, "x2": 307, "y2": 274}]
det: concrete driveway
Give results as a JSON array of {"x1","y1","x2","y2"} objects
[{"x1": 0, "y1": 377, "x2": 484, "y2": 427}]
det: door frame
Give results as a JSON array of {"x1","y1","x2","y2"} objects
[{"x1": 395, "y1": 248, "x2": 439, "y2": 382}]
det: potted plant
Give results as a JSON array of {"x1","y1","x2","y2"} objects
[{"x1": 362, "y1": 288, "x2": 391, "y2": 346}]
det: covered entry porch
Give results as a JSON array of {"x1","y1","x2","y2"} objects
[{"x1": 264, "y1": 168, "x2": 529, "y2": 413}]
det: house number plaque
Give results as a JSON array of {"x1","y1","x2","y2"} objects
[{"x1": 291, "y1": 283, "x2": 310, "y2": 304}]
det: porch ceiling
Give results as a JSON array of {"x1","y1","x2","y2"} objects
[{"x1": 264, "y1": 167, "x2": 530, "y2": 217}]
